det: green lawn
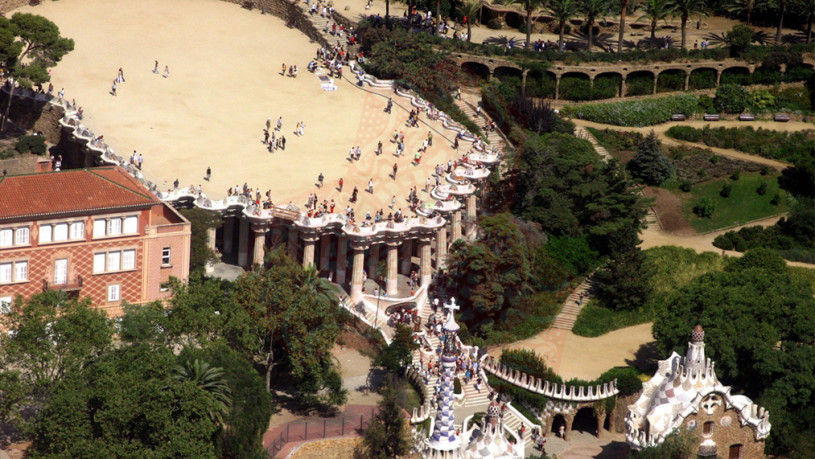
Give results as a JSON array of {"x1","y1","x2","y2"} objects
[
  {"x1": 572, "y1": 302, "x2": 651, "y2": 337},
  {"x1": 678, "y1": 172, "x2": 789, "y2": 233}
]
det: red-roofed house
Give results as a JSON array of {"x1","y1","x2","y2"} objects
[{"x1": 0, "y1": 166, "x2": 191, "y2": 316}]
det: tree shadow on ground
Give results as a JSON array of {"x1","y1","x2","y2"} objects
[
  {"x1": 597, "y1": 440, "x2": 631, "y2": 458},
  {"x1": 625, "y1": 340, "x2": 660, "y2": 374}
]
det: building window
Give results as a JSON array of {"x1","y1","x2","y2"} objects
[
  {"x1": 0, "y1": 228, "x2": 11, "y2": 247},
  {"x1": 94, "y1": 250, "x2": 137, "y2": 273},
  {"x1": 0, "y1": 261, "x2": 27, "y2": 283},
  {"x1": 14, "y1": 228, "x2": 29, "y2": 245},
  {"x1": 161, "y1": 247, "x2": 171, "y2": 266},
  {"x1": 39, "y1": 224, "x2": 52, "y2": 243},
  {"x1": 0, "y1": 263, "x2": 11, "y2": 283},
  {"x1": 107, "y1": 284, "x2": 120, "y2": 302},
  {"x1": 70, "y1": 222, "x2": 85, "y2": 240},
  {"x1": 729, "y1": 444, "x2": 743, "y2": 459},
  {"x1": 14, "y1": 261, "x2": 27, "y2": 281},
  {"x1": 0, "y1": 296, "x2": 11, "y2": 314},
  {"x1": 703, "y1": 421, "x2": 714, "y2": 435},
  {"x1": 93, "y1": 216, "x2": 138, "y2": 239},
  {"x1": 160, "y1": 282, "x2": 170, "y2": 292},
  {"x1": 54, "y1": 259, "x2": 68, "y2": 285},
  {"x1": 123, "y1": 216, "x2": 138, "y2": 234},
  {"x1": 107, "y1": 251, "x2": 121, "y2": 272},
  {"x1": 107, "y1": 218, "x2": 122, "y2": 236},
  {"x1": 53, "y1": 223, "x2": 68, "y2": 241}
]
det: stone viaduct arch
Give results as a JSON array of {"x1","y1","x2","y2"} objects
[{"x1": 451, "y1": 53, "x2": 815, "y2": 100}]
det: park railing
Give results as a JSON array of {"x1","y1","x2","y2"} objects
[{"x1": 266, "y1": 408, "x2": 377, "y2": 457}]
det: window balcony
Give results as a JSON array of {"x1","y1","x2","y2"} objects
[{"x1": 42, "y1": 276, "x2": 83, "y2": 292}]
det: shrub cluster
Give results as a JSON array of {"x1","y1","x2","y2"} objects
[
  {"x1": 14, "y1": 134, "x2": 47, "y2": 155},
  {"x1": 665, "y1": 125, "x2": 815, "y2": 163},
  {"x1": 564, "y1": 95, "x2": 699, "y2": 127}
]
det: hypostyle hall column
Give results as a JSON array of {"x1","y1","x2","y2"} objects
[
  {"x1": 335, "y1": 236, "x2": 348, "y2": 285},
  {"x1": 251, "y1": 223, "x2": 270, "y2": 266},
  {"x1": 368, "y1": 244, "x2": 380, "y2": 280},
  {"x1": 350, "y1": 240, "x2": 368, "y2": 300},
  {"x1": 386, "y1": 241, "x2": 400, "y2": 297},
  {"x1": 287, "y1": 227, "x2": 298, "y2": 259},
  {"x1": 302, "y1": 234, "x2": 318, "y2": 268},
  {"x1": 465, "y1": 194, "x2": 477, "y2": 220},
  {"x1": 451, "y1": 210, "x2": 462, "y2": 242},
  {"x1": 237, "y1": 218, "x2": 249, "y2": 267},
  {"x1": 319, "y1": 235, "x2": 331, "y2": 273},
  {"x1": 223, "y1": 217, "x2": 234, "y2": 255},
  {"x1": 400, "y1": 238, "x2": 413, "y2": 274},
  {"x1": 419, "y1": 237, "x2": 432, "y2": 286},
  {"x1": 436, "y1": 225, "x2": 448, "y2": 270}
]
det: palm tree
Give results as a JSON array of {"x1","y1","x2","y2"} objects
[
  {"x1": 174, "y1": 359, "x2": 232, "y2": 426},
  {"x1": 579, "y1": 0, "x2": 611, "y2": 51},
  {"x1": 523, "y1": 0, "x2": 547, "y2": 49},
  {"x1": 617, "y1": 0, "x2": 639, "y2": 51},
  {"x1": 775, "y1": 0, "x2": 787, "y2": 44},
  {"x1": 724, "y1": 0, "x2": 765, "y2": 25},
  {"x1": 548, "y1": 0, "x2": 580, "y2": 50},
  {"x1": 671, "y1": 0, "x2": 706, "y2": 49},
  {"x1": 458, "y1": 0, "x2": 483, "y2": 42},
  {"x1": 637, "y1": 0, "x2": 676, "y2": 38},
  {"x1": 803, "y1": 0, "x2": 815, "y2": 43},
  {"x1": 297, "y1": 265, "x2": 337, "y2": 306}
]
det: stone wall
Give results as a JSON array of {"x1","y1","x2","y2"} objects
[
  {"x1": 0, "y1": 89, "x2": 66, "y2": 143},
  {"x1": 0, "y1": 152, "x2": 41, "y2": 175},
  {"x1": 610, "y1": 392, "x2": 640, "y2": 434}
]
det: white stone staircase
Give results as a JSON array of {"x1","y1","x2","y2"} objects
[
  {"x1": 550, "y1": 279, "x2": 593, "y2": 330},
  {"x1": 500, "y1": 408, "x2": 535, "y2": 454},
  {"x1": 454, "y1": 93, "x2": 507, "y2": 151}
]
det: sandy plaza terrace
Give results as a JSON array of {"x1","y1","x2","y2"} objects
[{"x1": 11, "y1": 0, "x2": 501, "y2": 300}]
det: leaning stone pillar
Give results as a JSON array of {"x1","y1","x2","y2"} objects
[
  {"x1": 465, "y1": 194, "x2": 477, "y2": 220},
  {"x1": 302, "y1": 235, "x2": 318, "y2": 268},
  {"x1": 400, "y1": 238, "x2": 413, "y2": 274},
  {"x1": 319, "y1": 234, "x2": 331, "y2": 273},
  {"x1": 287, "y1": 227, "x2": 298, "y2": 259},
  {"x1": 368, "y1": 244, "x2": 380, "y2": 280},
  {"x1": 451, "y1": 210, "x2": 462, "y2": 242},
  {"x1": 251, "y1": 223, "x2": 269, "y2": 266},
  {"x1": 206, "y1": 227, "x2": 217, "y2": 273}
]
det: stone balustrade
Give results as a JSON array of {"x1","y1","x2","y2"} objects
[{"x1": 483, "y1": 355, "x2": 619, "y2": 402}]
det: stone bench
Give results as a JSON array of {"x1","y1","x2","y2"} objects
[
  {"x1": 703, "y1": 114, "x2": 720, "y2": 121},
  {"x1": 774, "y1": 113, "x2": 791, "y2": 122},
  {"x1": 739, "y1": 114, "x2": 755, "y2": 121},
  {"x1": 671, "y1": 114, "x2": 686, "y2": 121}
]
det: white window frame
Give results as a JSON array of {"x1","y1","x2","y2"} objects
[
  {"x1": 0, "y1": 262, "x2": 11, "y2": 283},
  {"x1": 0, "y1": 228, "x2": 11, "y2": 247},
  {"x1": 93, "y1": 252, "x2": 106, "y2": 273},
  {"x1": 107, "y1": 284, "x2": 120, "y2": 302},
  {"x1": 122, "y1": 249, "x2": 135, "y2": 270},
  {"x1": 69, "y1": 221, "x2": 85, "y2": 240},
  {"x1": 53, "y1": 223, "x2": 68, "y2": 242},
  {"x1": 123, "y1": 216, "x2": 138, "y2": 234},
  {"x1": 161, "y1": 247, "x2": 171, "y2": 266},
  {"x1": 107, "y1": 251, "x2": 121, "y2": 272},
  {"x1": 14, "y1": 261, "x2": 27, "y2": 281},
  {"x1": 39, "y1": 224, "x2": 52, "y2": 243},
  {"x1": 14, "y1": 227, "x2": 29, "y2": 245},
  {"x1": 54, "y1": 258, "x2": 68, "y2": 285},
  {"x1": 93, "y1": 219, "x2": 106, "y2": 238},
  {"x1": 107, "y1": 218, "x2": 122, "y2": 236}
]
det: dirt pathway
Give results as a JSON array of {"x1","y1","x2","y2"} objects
[{"x1": 572, "y1": 119, "x2": 804, "y2": 171}]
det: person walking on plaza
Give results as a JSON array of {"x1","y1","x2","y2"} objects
[
  {"x1": 385, "y1": 97, "x2": 393, "y2": 114},
  {"x1": 390, "y1": 195, "x2": 396, "y2": 209},
  {"x1": 111, "y1": 80, "x2": 117, "y2": 96},
  {"x1": 153, "y1": 60, "x2": 159, "y2": 74},
  {"x1": 118, "y1": 68, "x2": 125, "y2": 83},
  {"x1": 318, "y1": 172, "x2": 324, "y2": 188},
  {"x1": 392, "y1": 162, "x2": 398, "y2": 179},
  {"x1": 338, "y1": 177, "x2": 343, "y2": 191},
  {"x1": 206, "y1": 166, "x2": 211, "y2": 181},
  {"x1": 163, "y1": 66, "x2": 170, "y2": 78},
  {"x1": 368, "y1": 178, "x2": 374, "y2": 194}
]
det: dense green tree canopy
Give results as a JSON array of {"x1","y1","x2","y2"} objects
[
  {"x1": 627, "y1": 131, "x2": 675, "y2": 185},
  {"x1": 653, "y1": 249, "x2": 815, "y2": 455}
]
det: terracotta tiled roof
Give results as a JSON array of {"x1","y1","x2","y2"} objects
[{"x1": 0, "y1": 166, "x2": 157, "y2": 221}]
